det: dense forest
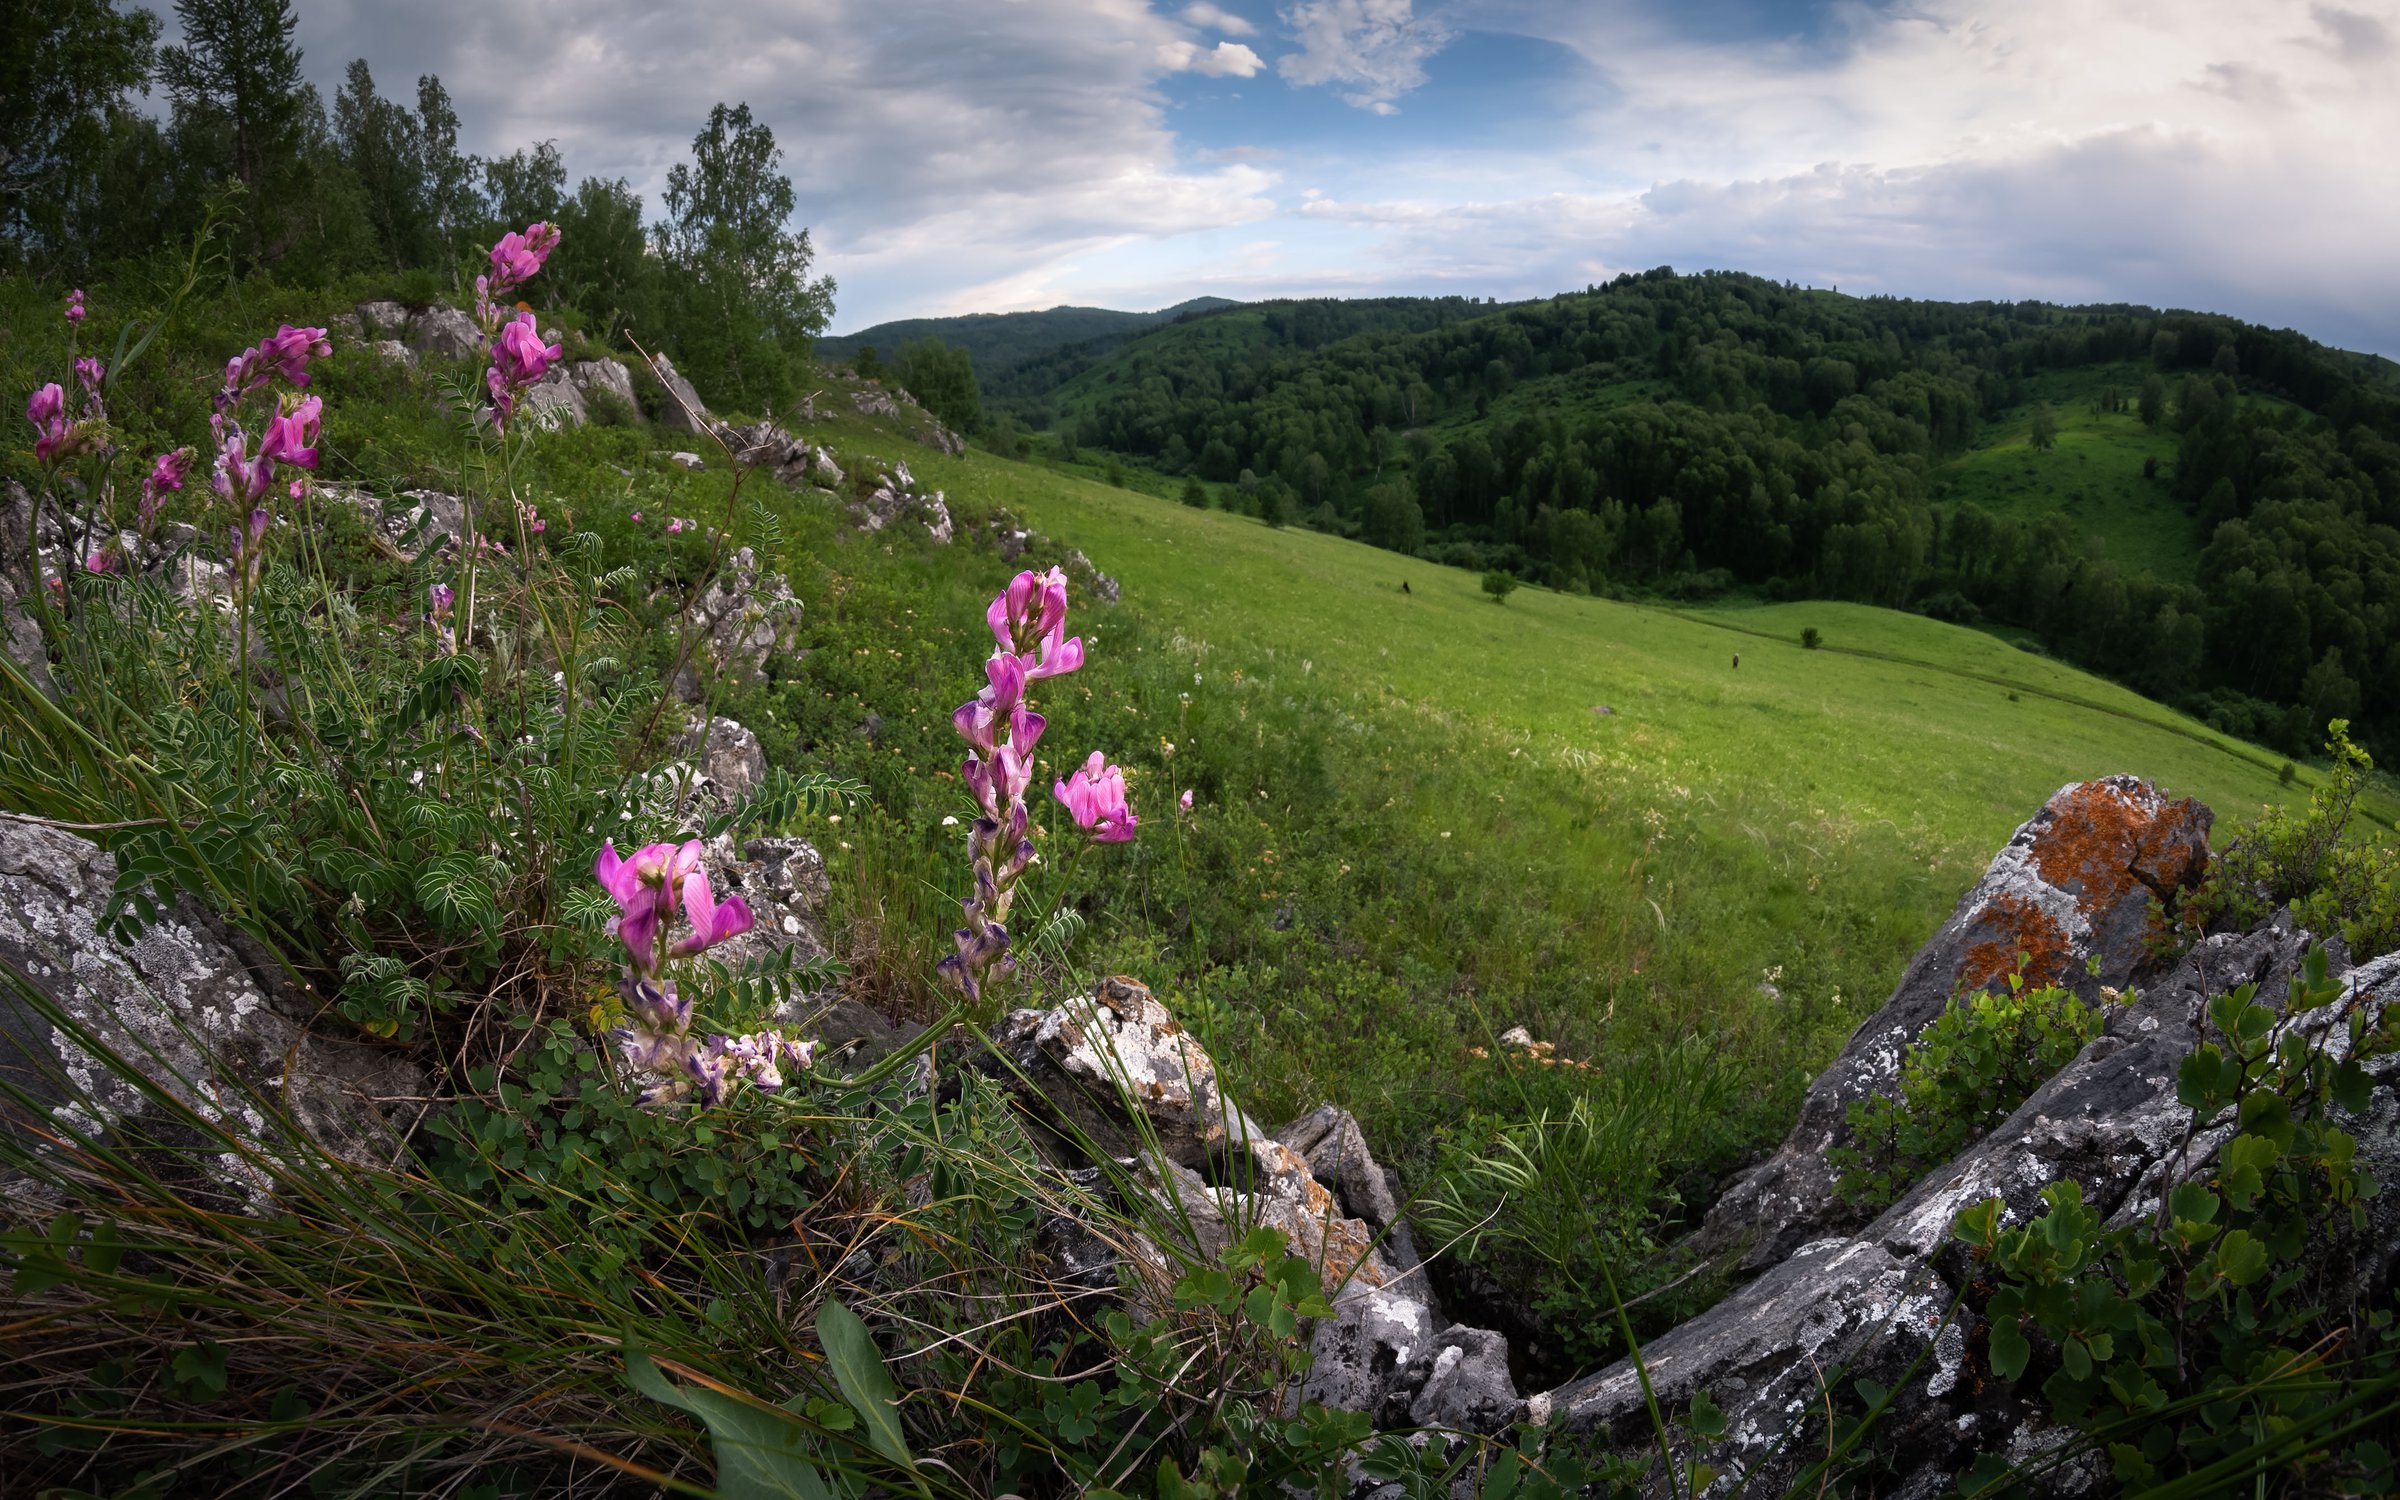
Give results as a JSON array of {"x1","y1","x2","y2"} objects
[
  {"x1": 2, "y1": 0, "x2": 834, "y2": 412},
  {"x1": 816, "y1": 296, "x2": 1235, "y2": 379},
  {"x1": 1037, "y1": 273, "x2": 2400, "y2": 758}
]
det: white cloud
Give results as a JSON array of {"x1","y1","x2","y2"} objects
[
  {"x1": 1157, "y1": 38, "x2": 1266, "y2": 75},
  {"x1": 1179, "y1": 2, "x2": 1258, "y2": 36},
  {"x1": 1276, "y1": 0, "x2": 1453, "y2": 113}
]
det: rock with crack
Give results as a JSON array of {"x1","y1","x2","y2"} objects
[
  {"x1": 0, "y1": 823, "x2": 428, "y2": 1211},
  {"x1": 518, "y1": 367, "x2": 584, "y2": 428},
  {"x1": 988, "y1": 979, "x2": 1495, "y2": 1428},
  {"x1": 848, "y1": 474, "x2": 954, "y2": 544},
  {"x1": 1539, "y1": 900, "x2": 2400, "y2": 1494},
  {"x1": 851, "y1": 388, "x2": 900, "y2": 418},
  {"x1": 922, "y1": 419, "x2": 966, "y2": 456},
  {"x1": 368, "y1": 339, "x2": 418, "y2": 370},
  {"x1": 355, "y1": 300, "x2": 411, "y2": 339},
  {"x1": 672, "y1": 547, "x2": 803, "y2": 702},
  {"x1": 406, "y1": 304, "x2": 482, "y2": 362},
  {"x1": 567, "y1": 358, "x2": 637, "y2": 413},
  {"x1": 647, "y1": 354, "x2": 711, "y2": 433},
  {"x1": 1692, "y1": 775, "x2": 2213, "y2": 1270}
]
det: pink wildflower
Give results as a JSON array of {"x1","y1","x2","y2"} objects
[
  {"x1": 1054, "y1": 751, "x2": 1138, "y2": 844},
  {"x1": 65, "y1": 289, "x2": 86, "y2": 325},
  {"x1": 74, "y1": 356, "x2": 104, "y2": 398},
  {"x1": 484, "y1": 312, "x2": 562, "y2": 430},
  {"x1": 27, "y1": 383, "x2": 71, "y2": 463},
  {"x1": 666, "y1": 518, "x2": 683, "y2": 534},
  {"x1": 1180, "y1": 788, "x2": 1194, "y2": 813},
  {"x1": 217, "y1": 325, "x2": 331, "y2": 410}
]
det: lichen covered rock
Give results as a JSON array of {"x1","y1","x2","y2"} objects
[{"x1": 1693, "y1": 775, "x2": 2212, "y2": 1269}]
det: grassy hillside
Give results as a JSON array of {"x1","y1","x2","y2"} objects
[
  {"x1": 816, "y1": 296, "x2": 1236, "y2": 376},
  {"x1": 1933, "y1": 362, "x2": 2198, "y2": 580}
]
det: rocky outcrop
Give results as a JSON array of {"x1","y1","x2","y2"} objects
[
  {"x1": 671, "y1": 547, "x2": 804, "y2": 702},
  {"x1": 355, "y1": 300, "x2": 411, "y2": 339},
  {"x1": 1529, "y1": 769, "x2": 2400, "y2": 1495},
  {"x1": 368, "y1": 339, "x2": 418, "y2": 370},
  {"x1": 647, "y1": 354, "x2": 711, "y2": 432},
  {"x1": 518, "y1": 367, "x2": 585, "y2": 428},
  {"x1": 851, "y1": 388, "x2": 901, "y2": 419},
  {"x1": 406, "y1": 305, "x2": 482, "y2": 362},
  {"x1": 848, "y1": 463, "x2": 954, "y2": 544},
  {"x1": 0, "y1": 823, "x2": 428, "y2": 1207},
  {"x1": 718, "y1": 422, "x2": 849, "y2": 493},
  {"x1": 1693, "y1": 776, "x2": 2213, "y2": 1270},
  {"x1": 566, "y1": 358, "x2": 637, "y2": 416},
  {"x1": 988, "y1": 977, "x2": 1513, "y2": 1432}
]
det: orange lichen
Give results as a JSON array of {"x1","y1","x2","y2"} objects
[
  {"x1": 1958, "y1": 890, "x2": 2074, "y2": 994},
  {"x1": 2028, "y1": 782, "x2": 2208, "y2": 919}
]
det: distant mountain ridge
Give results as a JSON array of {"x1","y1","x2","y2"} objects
[{"x1": 817, "y1": 297, "x2": 1238, "y2": 377}]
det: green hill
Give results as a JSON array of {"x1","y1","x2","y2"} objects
[
  {"x1": 1029, "y1": 271, "x2": 2400, "y2": 762},
  {"x1": 815, "y1": 296, "x2": 1237, "y2": 378}
]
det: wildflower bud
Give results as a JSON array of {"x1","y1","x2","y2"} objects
[{"x1": 65, "y1": 289, "x2": 86, "y2": 325}]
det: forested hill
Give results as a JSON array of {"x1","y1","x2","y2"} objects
[
  {"x1": 815, "y1": 297, "x2": 1236, "y2": 379},
  {"x1": 989, "y1": 294, "x2": 1516, "y2": 414},
  {"x1": 1037, "y1": 268, "x2": 2400, "y2": 760}
]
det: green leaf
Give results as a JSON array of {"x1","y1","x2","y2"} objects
[
  {"x1": 814, "y1": 1298, "x2": 916, "y2": 1475},
  {"x1": 2212, "y1": 1229, "x2": 2268, "y2": 1287},
  {"x1": 625, "y1": 1347, "x2": 839, "y2": 1500},
  {"x1": 1989, "y1": 1313, "x2": 2031, "y2": 1381},
  {"x1": 1688, "y1": 1388, "x2": 1729, "y2": 1444}
]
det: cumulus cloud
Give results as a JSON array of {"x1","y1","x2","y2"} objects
[
  {"x1": 1179, "y1": 1, "x2": 1258, "y2": 35},
  {"x1": 1158, "y1": 38, "x2": 1266, "y2": 75},
  {"x1": 282, "y1": 0, "x2": 1277, "y2": 326},
  {"x1": 1276, "y1": 0, "x2": 1454, "y2": 113}
]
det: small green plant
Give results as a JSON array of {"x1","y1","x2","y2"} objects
[
  {"x1": 1832, "y1": 961, "x2": 2099, "y2": 1211},
  {"x1": 2174, "y1": 722, "x2": 2400, "y2": 961},
  {"x1": 1801, "y1": 626, "x2": 1823, "y2": 649},
  {"x1": 1179, "y1": 475, "x2": 1207, "y2": 508},
  {"x1": 1952, "y1": 943, "x2": 2399, "y2": 1495},
  {"x1": 1481, "y1": 568, "x2": 1520, "y2": 604}
]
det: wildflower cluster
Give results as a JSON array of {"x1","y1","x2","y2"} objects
[
  {"x1": 207, "y1": 322, "x2": 331, "y2": 589},
  {"x1": 936, "y1": 566, "x2": 1135, "y2": 1006},
  {"x1": 475, "y1": 223, "x2": 563, "y2": 432},
  {"x1": 23, "y1": 291, "x2": 107, "y2": 470},
  {"x1": 595, "y1": 839, "x2": 816, "y2": 1107}
]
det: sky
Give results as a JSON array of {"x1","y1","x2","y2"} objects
[{"x1": 267, "y1": 0, "x2": 2400, "y2": 353}]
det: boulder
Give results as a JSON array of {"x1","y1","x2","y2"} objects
[
  {"x1": 665, "y1": 451, "x2": 706, "y2": 472},
  {"x1": 922, "y1": 420, "x2": 966, "y2": 457},
  {"x1": 647, "y1": 354, "x2": 711, "y2": 433},
  {"x1": 406, "y1": 305, "x2": 482, "y2": 362},
  {"x1": 0, "y1": 823, "x2": 428, "y2": 1208},
  {"x1": 1692, "y1": 775, "x2": 2212, "y2": 1270},
  {"x1": 682, "y1": 715, "x2": 768, "y2": 804},
  {"x1": 848, "y1": 477, "x2": 954, "y2": 545},
  {"x1": 328, "y1": 311, "x2": 365, "y2": 344},
  {"x1": 672, "y1": 547, "x2": 804, "y2": 702},
  {"x1": 852, "y1": 388, "x2": 901, "y2": 419},
  {"x1": 518, "y1": 367, "x2": 585, "y2": 429},
  {"x1": 567, "y1": 358, "x2": 637, "y2": 413},
  {"x1": 369, "y1": 339, "x2": 418, "y2": 370},
  {"x1": 688, "y1": 834, "x2": 835, "y2": 988},
  {"x1": 355, "y1": 300, "x2": 411, "y2": 339},
  {"x1": 988, "y1": 979, "x2": 1502, "y2": 1429},
  {"x1": 1539, "y1": 890, "x2": 2400, "y2": 1494}
]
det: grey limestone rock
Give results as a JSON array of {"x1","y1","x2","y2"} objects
[
  {"x1": 368, "y1": 339, "x2": 418, "y2": 370},
  {"x1": 0, "y1": 823, "x2": 427, "y2": 1208},
  {"x1": 648, "y1": 354, "x2": 711, "y2": 433},
  {"x1": 1692, "y1": 775, "x2": 2213, "y2": 1270},
  {"x1": 518, "y1": 367, "x2": 585, "y2": 428},
  {"x1": 567, "y1": 358, "x2": 637, "y2": 413},
  {"x1": 672, "y1": 547, "x2": 804, "y2": 701},
  {"x1": 406, "y1": 304, "x2": 482, "y2": 362},
  {"x1": 1539, "y1": 912, "x2": 2400, "y2": 1495},
  {"x1": 354, "y1": 300, "x2": 410, "y2": 339}
]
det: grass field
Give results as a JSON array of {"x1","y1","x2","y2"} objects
[
  {"x1": 768, "y1": 406, "x2": 2394, "y2": 1168},
  {"x1": 1932, "y1": 363, "x2": 2200, "y2": 580}
]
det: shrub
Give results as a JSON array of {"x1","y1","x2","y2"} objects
[
  {"x1": 1951, "y1": 944, "x2": 2399, "y2": 1493},
  {"x1": 1179, "y1": 475, "x2": 1207, "y2": 508},
  {"x1": 1831, "y1": 965, "x2": 2100, "y2": 1211},
  {"x1": 2173, "y1": 722, "x2": 2400, "y2": 960},
  {"x1": 1801, "y1": 625, "x2": 1822, "y2": 649},
  {"x1": 1481, "y1": 568, "x2": 1520, "y2": 603}
]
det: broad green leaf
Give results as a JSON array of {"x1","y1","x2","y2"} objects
[
  {"x1": 626, "y1": 1347, "x2": 841, "y2": 1500},
  {"x1": 1989, "y1": 1314, "x2": 2031, "y2": 1381},
  {"x1": 814, "y1": 1298, "x2": 916, "y2": 1475}
]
